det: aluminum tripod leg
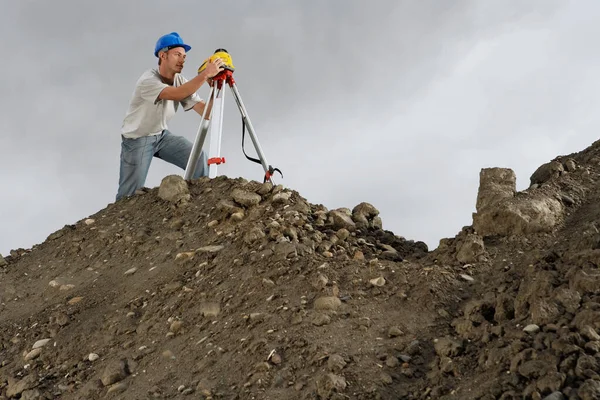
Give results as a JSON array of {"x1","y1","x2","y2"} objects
[
  {"x1": 184, "y1": 86, "x2": 214, "y2": 180},
  {"x1": 207, "y1": 84, "x2": 226, "y2": 178},
  {"x1": 229, "y1": 83, "x2": 276, "y2": 184}
]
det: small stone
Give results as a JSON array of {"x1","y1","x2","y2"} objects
[
  {"x1": 107, "y1": 382, "x2": 128, "y2": 394},
  {"x1": 523, "y1": 324, "x2": 540, "y2": 334},
  {"x1": 84, "y1": 218, "x2": 95, "y2": 225},
  {"x1": 175, "y1": 252, "x2": 195, "y2": 261},
  {"x1": 460, "y1": 274, "x2": 474, "y2": 282},
  {"x1": 272, "y1": 191, "x2": 292, "y2": 204},
  {"x1": 158, "y1": 175, "x2": 190, "y2": 203},
  {"x1": 388, "y1": 326, "x2": 404, "y2": 337},
  {"x1": 124, "y1": 267, "x2": 137, "y2": 276},
  {"x1": 32, "y1": 339, "x2": 51, "y2": 349},
  {"x1": 170, "y1": 320, "x2": 183, "y2": 333},
  {"x1": 207, "y1": 220, "x2": 219, "y2": 228},
  {"x1": 312, "y1": 314, "x2": 331, "y2": 326},
  {"x1": 68, "y1": 297, "x2": 83, "y2": 305},
  {"x1": 369, "y1": 277, "x2": 386, "y2": 287},
  {"x1": 89, "y1": 353, "x2": 100, "y2": 362},
  {"x1": 24, "y1": 348, "x2": 42, "y2": 360},
  {"x1": 232, "y1": 188, "x2": 261, "y2": 207},
  {"x1": 178, "y1": 385, "x2": 186, "y2": 392},
  {"x1": 200, "y1": 302, "x2": 221, "y2": 317},
  {"x1": 314, "y1": 297, "x2": 342, "y2": 310},
  {"x1": 196, "y1": 245, "x2": 224, "y2": 254},
  {"x1": 327, "y1": 354, "x2": 347, "y2": 372}
]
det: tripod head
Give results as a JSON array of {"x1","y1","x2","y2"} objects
[{"x1": 198, "y1": 48, "x2": 235, "y2": 74}]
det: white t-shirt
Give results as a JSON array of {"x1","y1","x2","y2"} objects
[{"x1": 121, "y1": 68, "x2": 203, "y2": 138}]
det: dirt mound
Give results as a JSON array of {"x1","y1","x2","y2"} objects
[{"x1": 2, "y1": 140, "x2": 600, "y2": 399}]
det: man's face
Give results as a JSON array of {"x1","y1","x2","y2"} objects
[{"x1": 162, "y1": 47, "x2": 186, "y2": 72}]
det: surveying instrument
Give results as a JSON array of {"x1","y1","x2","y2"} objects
[{"x1": 184, "y1": 49, "x2": 282, "y2": 184}]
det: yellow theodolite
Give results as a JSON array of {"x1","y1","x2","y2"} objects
[{"x1": 198, "y1": 48, "x2": 235, "y2": 74}]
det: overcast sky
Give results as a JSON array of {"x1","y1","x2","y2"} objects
[{"x1": 2, "y1": 0, "x2": 599, "y2": 256}]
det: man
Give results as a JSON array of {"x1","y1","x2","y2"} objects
[{"x1": 116, "y1": 32, "x2": 225, "y2": 201}]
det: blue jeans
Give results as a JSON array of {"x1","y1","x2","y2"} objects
[{"x1": 116, "y1": 129, "x2": 208, "y2": 201}]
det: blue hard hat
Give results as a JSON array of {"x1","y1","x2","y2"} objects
[{"x1": 154, "y1": 32, "x2": 191, "y2": 57}]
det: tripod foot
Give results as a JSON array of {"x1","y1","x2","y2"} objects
[{"x1": 265, "y1": 166, "x2": 283, "y2": 183}]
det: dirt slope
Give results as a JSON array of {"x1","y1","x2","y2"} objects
[{"x1": 2, "y1": 140, "x2": 600, "y2": 400}]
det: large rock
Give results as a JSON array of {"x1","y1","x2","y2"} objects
[
  {"x1": 231, "y1": 188, "x2": 261, "y2": 207},
  {"x1": 158, "y1": 175, "x2": 190, "y2": 203},
  {"x1": 472, "y1": 167, "x2": 563, "y2": 236},
  {"x1": 473, "y1": 195, "x2": 563, "y2": 236},
  {"x1": 475, "y1": 168, "x2": 516, "y2": 211},
  {"x1": 329, "y1": 209, "x2": 356, "y2": 231},
  {"x1": 530, "y1": 160, "x2": 564, "y2": 186}
]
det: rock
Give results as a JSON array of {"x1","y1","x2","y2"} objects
[
  {"x1": 170, "y1": 320, "x2": 183, "y2": 333},
  {"x1": 530, "y1": 160, "x2": 564, "y2": 186},
  {"x1": 578, "y1": 379, "x2": 600, "y2": 400},
  {"x1": 232, "y1": 188, "x2": 261, "y2": 207},
  {"x1": 20, "y1": 389, "x2": 42, "y2": 400},
  {"x1": 474, "y1": 168, "x2": 516, "y2": 211},
  {"x1": 32, "y1": 338, "x2": 51, "y2": 349},
  {"x1": 196, "y1": 245, "x2": 224, "y2": 254},
  {"x1": 563, "y1": 158, "x2": 577, "y2": 172},
  {"x1": 314, "y1": 297, "x2": 342, "y2": 310},
  {"x1": 316, "y1": 373, "x2": 347, "y2": 398},
  {"x1": 0, "y1": 254, "x2": 8, "y2": 267},
  {"x1": 352, "y1": 202, "x2": 380, "y2": 228},
  {"x1": 523, "y1": 324, "x2": 540, "y2": 334},
  {"x1": 89, "y1": 353, "x2": 100, "y2": 361},
  {"x1": 542, "y1": 392, "x2": 565, "y2": 400},
  {"x1": 473, "y1": 192, "x2": 564, "y2": 237},
  {"x1": 272, "y1": 191, "x2": 292, "y2": 204},
  {"x1": 369, "y1": 277, "x2": 386, "y2": 287},
  {"x1": 434, "y1": 337, "x2": 464, "y2": 358},
  {"x1": 530, "y1": 299, "x2": 561, "y2": 326},
  {"x1": 312, "y1": 313, "x2": 331, "y2": 326},
  {"x1": 199, "y1": 302, "x2": 221, "y2": 317},
  {"x1": 555, "y1": 287, "x2": 581, "y2": 314},
  {"x1": 24, "y1": 348, "x2": 42, "y2": 360},
  {"x1": 217, "y1": 199, "x2": 243, "y2": 216},
  {"x1": 581, "y1": 325, "x2": 600, "y2": 341},
  {"x1": 6, "y1": 374, "x2": 37, "y2": 398},
  {"x1": 456, "y1": 234, "x2": 485, "y2": 263},
  {"x1": 561, "y1": 194, "x2": 575, "y2": 206},
  {"x1": 107, "y1": 382, "x2": 128, "y2": 394},
  {"x1": 158, "y1": 175, "x2": 190, "y2": 203},
  {"x1": 101, "y1": 359, "x2": 130, "y2": 386},
  {"x1": 327, "y1": 355, "x2": 347, "y2": 372},
  {"x1": 329, "y1": 209, "x2": 356, "y2": 231},
  {"x1": 244, "y1": 227, "x2": 266, "y2": 245},
  {"x1": 388, "y1": 326, "x2": 404, "y2": 337}
]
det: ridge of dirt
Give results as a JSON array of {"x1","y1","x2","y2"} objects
[{"x1": 2, "y1": 139, "x2": 600, "y2": 399}]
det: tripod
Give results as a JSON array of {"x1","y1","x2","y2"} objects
[{"x1": 184, "y1": 49, "x2": 282, "y2": 184}]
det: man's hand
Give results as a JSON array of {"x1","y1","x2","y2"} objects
[{"x1": 202, "y1": 58, "x2": 225, "y2": 78}]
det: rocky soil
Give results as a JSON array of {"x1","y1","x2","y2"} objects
[{"x1": 3, "y1": 139, "x2": 600, "y2": 399}]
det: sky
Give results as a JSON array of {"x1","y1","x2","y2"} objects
[{"x1": 2, "y1": 0, "x2": 599, "y2": 256}]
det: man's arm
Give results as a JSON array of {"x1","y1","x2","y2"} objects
[
  {"x1": 159, "y1": 71, "x2": 210, "y2": 102},
  {"x1": 158, "y1": 58, "x2": 225, "y2": 102},
  {"x1": 193, "y1": 96, "x2": 215, "y2": 120}
]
